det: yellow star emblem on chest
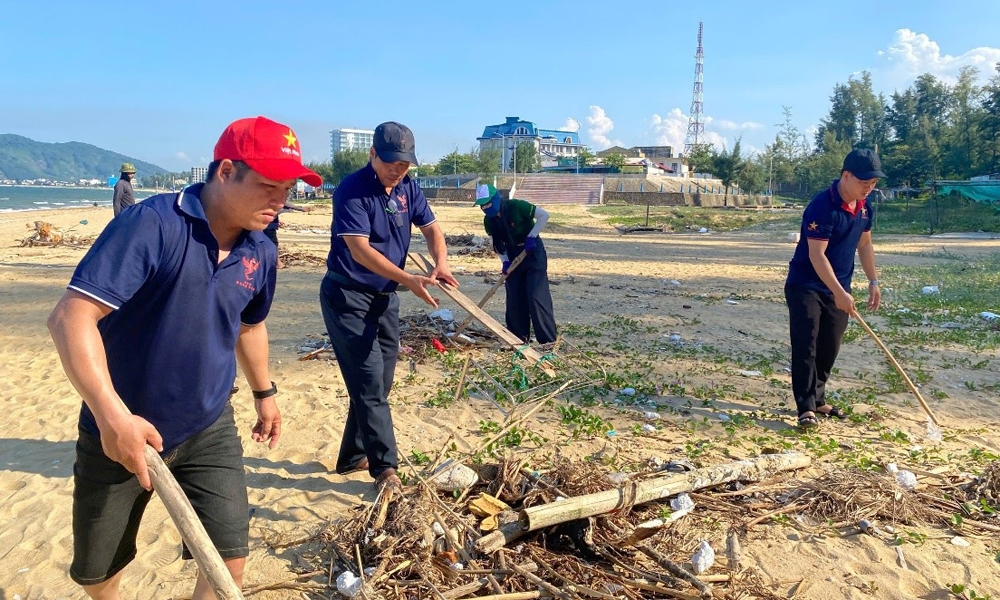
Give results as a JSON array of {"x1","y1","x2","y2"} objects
[
  {"x1": 283, "y1": 130, "x2": 297, "y2": 147},
  {"x1": 808, "y1": 221, "x2": 818, "y2": 231}
]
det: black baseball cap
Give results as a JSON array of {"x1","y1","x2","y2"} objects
[
  {"x1": 373, "y1": 121, "x2": 418, "y2": 165},
  {"x1": 843, "y1": 149, "x2": 885, "y2": 180}
]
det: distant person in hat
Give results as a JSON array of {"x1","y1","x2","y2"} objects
[
  {"x1": 48, "y1": 116, "x2": 322, "y2": 598},
  {"x1": 785, "y1": 148, "x2": 883, "y2": 429},
  {"x1": 112, "y1": 162, "x2": 136, "y2": 216},
  {"x1": 320, "y1": 121, "x2": 457, "y2": 492},
  {"x1": 475, "y1": 184, "x2": 557, "y2": 345}
]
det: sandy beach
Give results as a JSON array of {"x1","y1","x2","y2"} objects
[{"x1": 2, "y1": 201, "x2": 1000, "y2": 599}]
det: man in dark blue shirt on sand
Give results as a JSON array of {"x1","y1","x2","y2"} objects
[
  {"x1": 785, "y1": 149, "x2": 883, "y2": 428},
  {"x1": 320, "y1": 121, "x2": 457, "y2": 491},
  {"x1": 48, "y1": 116, "x2": 322, "y2": 599}
]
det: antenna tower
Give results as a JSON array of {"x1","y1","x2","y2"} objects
[{"x1": 684, "y1": 21, "x2": 705, "y2": 154}]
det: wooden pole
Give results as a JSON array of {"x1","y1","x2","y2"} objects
[
  {"x1": 407, "y1": 253, "x2": 555, "y2": 377},
  {"x1": 143, "y1": 447, "x2": 245, "y2": 599},
  {"x1": 851, "y1": 310, "x2": 942, "y2": 427},
  {"x1": 518, "y1": 453, "x2": 810, "y2": 533},
  {"x1": 119, "y1": 393, "x2": 242, "y2": 598},
  {"x1": 453, "y1": 251, "x2": 527, "y2": 337}
]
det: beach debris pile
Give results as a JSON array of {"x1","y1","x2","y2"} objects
[
  {"x1": 19, "y1": 220, "x2": 95, "y2": 247},
  {"x1": 255, "y1": 446, "x2": 1000, "y2": 599},
  {"x1": 446, "y1": 233, "x2": 494, "y2": 257},
  {"x1": 278, "y1": 249, "x2": 327, "y2": 267}
]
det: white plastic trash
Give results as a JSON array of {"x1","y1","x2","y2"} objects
[
  {"x1": 429, "y1": 308, "x2": 454, "y2": 321},
  {"x1": 787, "y1": 232, "x2": 800, "y2": 243},
  {"x1": 336, "y1": 571, "x2": 362, "y2": 598},
  {"x1": 642, "y1": 423, "x2": 657, "y2": 433},
  {"x1": 921, "y1": 286, "x2": 939, "y2": 294},
  {"x1": 926, "y1": 418, "x2": 943, "y2": 443},
  {"x1": 950, "y1": 536, "x2": 971, "y2": 547},
  {"x1": 895, "y1": 470, "x2": 918, "y2": 491},
  {"x1": 691, "y1": 540, "x2": 715, "y2": 574},
  {"x1": 981, "y1": 311, "x2": 1000, "y2": 320},
  {"x1": 642, "y1": 411, "x2": 661, "y2": 420},
  {"x1": 738, "y1": 370, "x2": 762, "y2": 377},
  {"x1": 698, "y1": 227, "x2": 709, "y2": 233},
  {"x1": 620, "y1": 387, "x2": 636, "y2": 396},
  {"x1": 724, "y1": 299, "x2": 740, "y2": 305}
]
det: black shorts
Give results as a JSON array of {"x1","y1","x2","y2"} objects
[{"x1": 70, "y1": 404, "x2": 249, "y2": 585}]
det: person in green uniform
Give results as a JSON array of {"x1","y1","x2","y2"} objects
[{"x1": 475, "y1": 184, "x2": 557, "y2": 344}]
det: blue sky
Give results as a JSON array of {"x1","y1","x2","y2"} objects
[{"x1": 2, "y1": 1, "x2": 999, "y2": 172}]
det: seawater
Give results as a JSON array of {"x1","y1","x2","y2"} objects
[{"x1": 0, "y1": 186, "x2": 155, "y2": 212}]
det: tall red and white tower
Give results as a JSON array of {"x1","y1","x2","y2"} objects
[{"x1": 684, "y1": 22, "x2": 705, "y2": 154}]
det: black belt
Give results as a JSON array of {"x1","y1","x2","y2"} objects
[{"x1": 325, "y1": 270, "x2": 393, "y2": 297}]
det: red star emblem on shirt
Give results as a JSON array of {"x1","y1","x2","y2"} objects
[{"x1": 808, "y1": 221, "x2": 818, "y2": 231}]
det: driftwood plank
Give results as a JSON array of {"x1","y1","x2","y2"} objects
[
  {"x1": 453, "y1": 251, "x2": 527, "y2": 336},
  {"x1": 407, "y1": 253, "x2": 555, "y2": 377}
]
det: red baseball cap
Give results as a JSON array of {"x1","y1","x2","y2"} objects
[{"x1": 213, "y1": 116, "x2": 322, "y2": 187}]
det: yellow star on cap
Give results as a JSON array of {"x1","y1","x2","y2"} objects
[
  {"x1": 283, "y1": 130, "x2": 297, "y2": 147},
  {"x1": 808, "y1": 221, "x2": 818, "y2": 231}
]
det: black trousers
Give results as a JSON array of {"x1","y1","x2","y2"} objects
[
  {"x1": 319, "y1": 276, "x2": 399, "y2": 477},
  {"x1": 505, "y1": 239, "x2": 558, "y2": 344},
  {"x1": 785, "y1": 283, "x2": 849, "y2": 416}
]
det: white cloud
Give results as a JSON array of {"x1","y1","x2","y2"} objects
[
  {"x1": 648, "y1": 108, "x2": 727, "y2": 152},
  {"x1": 586, "y1": 106, "x2": 623, "y2": 149},
  {"x1": 174, "y1": 151, "x2": 189, "y2": 161},
  {"x1": 878, "y1": 29, "x2": 1000, "y2": 86},
  {"x1": 557, "y1": 117, "x2": 580, "y2": 132},
  {"x1": 715, "y1": 119, "x2": 763, "y2": 131}
]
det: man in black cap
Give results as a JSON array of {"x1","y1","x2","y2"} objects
[
  {"x1": 784, "y1": 149, "x2": 884, "y2": 428},
  {"x1": 320, "y1": 121, "x2": 457, "y2": 490}
]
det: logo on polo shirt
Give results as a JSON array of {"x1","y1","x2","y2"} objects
[
  {"x1": 281, "y1": 129, "x2": 301, "y2": 158},
  {"x1": 808, "y1": 221, "x2": 818, "y2": 231},
  {"x1": 396, "y1": 193, "x2": 408, "y2": 211},
  {"x1": 861, "y1": 207, "x2": 868, "y2": 218},
  {"x1": 238, "y1": 257, "x2": 260, "y2": 291}
]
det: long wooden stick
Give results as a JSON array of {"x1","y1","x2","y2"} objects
[
  {"x1": 851, "y1": 310, "x2": 942, "y2": 427},
  {"x1": 143, "y1": 447, "x2": 245, "y2": 598},
  {"x1": 518, "y1": 453, "x2": 811, "y2": 533},
  {"x1": 120, "y1": 395, "x2": 243, "y2": 598},
  {"x1": 453, "y1": 251, "x2": 527, "y2": 336}
]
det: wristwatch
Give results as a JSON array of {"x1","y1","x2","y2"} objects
[
  {"x1": 252, "y1": 381, "x2": 277, "y2": 400},
  {"x1": 868, "y1": 280, "x2": 879, "y2": 287}
]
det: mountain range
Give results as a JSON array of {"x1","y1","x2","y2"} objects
[{"x1": 0, "y1": 134, "x2": 168, "y2": 181}]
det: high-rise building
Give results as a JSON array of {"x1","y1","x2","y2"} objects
[
  {"x1": 330, "y1": 128, "x2": 375, "y2": 159},
  {"x1": 190, "y1": 166, "x2": 207, "y2": 183}
]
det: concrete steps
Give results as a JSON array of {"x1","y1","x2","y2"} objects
[{"x1": 511, "y1": 174, "x2": 604, "y2": 205}]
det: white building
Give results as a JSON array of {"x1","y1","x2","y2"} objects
[
  {"x1": 330, "y1": 128, "x2": 375, "y2": 158},
  {"x1": 190, "y1": 166, "x2": 207, "y2": 183}
]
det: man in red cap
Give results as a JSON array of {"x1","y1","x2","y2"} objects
[{"x1": 48, "y1": 116, "x2": 321, "y2": 598}]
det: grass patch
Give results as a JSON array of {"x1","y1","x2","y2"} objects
[
  {"x1": 872, "y1": 194, "x2": 1000, "y2": 234},
  {"x1": 589, "y1": 205, "x2": 800, "y2": 232}
]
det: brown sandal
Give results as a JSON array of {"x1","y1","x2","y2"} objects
[{"x1": 375, "y1": 468, "x2": 402, "y2": 491}]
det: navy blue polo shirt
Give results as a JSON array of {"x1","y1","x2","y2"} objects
[
  {"x1": 68, "y1": 184, "x2": 277, "y2": 453},
  {"x1": 787, "y1": 179, "x2": 874, "y2": 293},
  {"x1": 326, "y1": 163, "x2": 436, "y2": 293}
]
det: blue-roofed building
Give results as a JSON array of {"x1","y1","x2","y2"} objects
[{"x1": 478, "y1": 117, "x2": 582, "y2": 172}]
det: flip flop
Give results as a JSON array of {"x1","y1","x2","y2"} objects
[{"x1": 816, "y1": 405, "x2": 848, "y2": 419}]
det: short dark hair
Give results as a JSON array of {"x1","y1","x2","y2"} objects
[{"x1": 206, "y1": 160, "x2": 251, "y2": 182}]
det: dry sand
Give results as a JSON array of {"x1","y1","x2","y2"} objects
[{"x1": 2, "y1": 201, "x2": 1000, "y2": 599}]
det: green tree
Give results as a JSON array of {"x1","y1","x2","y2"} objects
[
  {"x1": 330, "y1": 150, "x2": 369, "y2": 184},
  {"x1": 686, "y1": 143, "x2": 715, "y2": 175},
  {"x1": 577, "y1": 147, "x2": 595, "y2": 168},
  {"x1": 712, "y1": 137, "x2": 746, "y2": 204},
  {"x1": 604, "y1": 153, "x2": 626, "y2": 172},
  {"x1": 943, "y1": 66, "x2": 984, "y2": 178},
  {"x1": 740, "y1": 156, "x2": 768, "y2": 194},
  {"x1": 802, "y1": 132, "x2": 853, "y2": 193},
  {"x1": 984, "y1": 63, "x2": 1000, "y2": 174},
  {"x1": 306, "y1": 161, "x2": 336, "y2": 185},
  {"x1": 475, "y1": 148, "x2": 501, "y2": 176},
  {"x1": 437, "y1": 150, "x2": 477, "y2": 175},
  {"x1": 514, "y1": 143, "x2": 540, "y2": 173}
]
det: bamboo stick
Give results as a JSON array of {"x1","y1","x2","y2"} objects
[
  {"x1": 851, "y1": 310, "x2": 942, "y2": 426},
  {"x1": 518, "y1": 453, "x2": 811, "y2": 533},
  {"x1": 453, "y1": 354, "x2": 472, "y2": 404}
]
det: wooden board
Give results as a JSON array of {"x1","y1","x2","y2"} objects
[
  {"x1": 453, "y1": 251, "x2": 527, "y2": 336},
  {"x1": 408, "y1": 253, "x2": 556, "y2": 377}
]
